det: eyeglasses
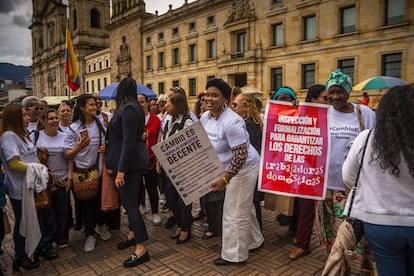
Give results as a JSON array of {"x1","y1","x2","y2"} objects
[
  {"x1": 28, "y1": 106, "x2": 44, "y2": 111},
  {"x1": 232, "y1": 102, "x2": 244, "y2": 108}
]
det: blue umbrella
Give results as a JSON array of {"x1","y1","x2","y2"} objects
[{"x1": 99, "y1": 82, "x2": 157, "y2": 100}]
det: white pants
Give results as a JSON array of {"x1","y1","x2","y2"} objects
[{"x1": 221, "y1": 162, "x2": 264, "y2": 262}]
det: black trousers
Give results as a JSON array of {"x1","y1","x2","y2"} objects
[
  {"x1": 205, "y1": 199, "x2": 223, "y2": 234},
  {"x1": 120, "y1": 170, "x2": 148, "y2": 243},
  {"x1": 77, "y1": 195, "x2": 98, "y2": 237},
  {"x1": 0, "y1": 208, "x2": 4, "y2": 248},
  {"x1": 165, "y1": 180, "x2": 192, "y2": 232},
  {"x1": 139, "y1": 168, "x2": 160, "y2": 214}
]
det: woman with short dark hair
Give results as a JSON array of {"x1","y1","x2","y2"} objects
[{"x1": 201, "y1": 78, "x2": 264, "y2": 265}]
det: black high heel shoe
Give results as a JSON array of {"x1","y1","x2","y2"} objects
[
  {"x1": 13, "y1": 256, "x2": 39, "y2": 271},
  {"x1": 176, "y1": 232, "x2": 191, "y2": 244}
]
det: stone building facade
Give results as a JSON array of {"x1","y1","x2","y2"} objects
[
  {"x1": 32, "y1": 0, "x2": 414, "y2": 102},
  {"x1": 84, "y1": 48, "x2": 111, "y2": 94},
  {"x1": 31, "y1": 0, "x2": 109, "y2": 98}
]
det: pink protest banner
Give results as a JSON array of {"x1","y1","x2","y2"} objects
[{"x1": 258, "y1": 100, "x2": 330, "y2": 200}]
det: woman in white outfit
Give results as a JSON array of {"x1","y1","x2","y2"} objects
[{"x1": 200, "y1": 78, "x2": 264, "y2": 265}]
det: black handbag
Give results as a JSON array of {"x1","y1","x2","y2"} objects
[{"x1": 346, "y1": 129, "x2": 372, "y2": 244}]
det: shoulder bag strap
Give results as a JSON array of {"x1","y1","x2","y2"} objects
[
  {"x1": 348, "y1": 129, "x2": 372, "y2": 215},
  {"x1": 356, "y1": 104, "x2": 365, "y2": 131}
]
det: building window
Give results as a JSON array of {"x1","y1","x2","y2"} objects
[
  {"x1": 172, "y1": 27, "x2": 179, "y2": 38},
  {"x1": 272, "y1": 23, "x2": 284, "y2": 46},
  {"x1": 303, "y1": 15, "x2": 316, "y2": 40},
  {"x1": 90, "y1": 8, "x2": 100, "y2": 28},
  {"x1": 91, "y1": 80, "x2": 95, "y2": 93},
  {"x1": 158, "y1": 32, "x2": 164, "y2": 42},
  {"x1": 207, "y1": 39, "x2": 216, "y2": 59},
  {"x1": 97, "y1": 79, "x2": 101, "y2": 91},
  {"x1": 106, "y1": 59, "x2": 109, "y2": 68},
  {"x1": 273, "y1": 0, "x2": 282, "y2": 4},
  {"x1": 189, "y1": 22, "x2": 196, "y2": 33},
  {"x1": 173, "y1": 48, "x2": 180, "y2": 65},
  {"x1": 385, "y1": 0, "x2": 405, "y2": 25},
  {"x1": 341, "y1": 6, "x2": 356, "y2": 34},
  {"x1": 207, "y1": 75, "x2": 215, "y2": 81},
  {"x1": 104, "y1": 77, "x2": 107, "y2": 87},
  {"x1": 271, "y1": 67, "x2": 283, "y2": 92},
  {"x1": 302, "y1": 63, "x2": 315, "y2": 89},
  {"x1": 189, "y1": 44, "x2": 197, "y2": 62},
  {"x1": 99, "y1": 61, "x2": 102, "y2": 70},
  {"x1": 88, "y1": 64, "x2": 91, "y2": 73},
  {"x1": 86, "y1": 81, "x2": 89, "y2": 93},
  {"x1": 338, "y1": 58, "x2": 355, "y2": 82},
  {"x1": 147, "y1": 84, "x2": 152, "y2": 90},
  {"x1": 189, "y1": 78, "x2": 197, "y2": 96},
  {"x1": 236, "y1": 31, "x2": 246, "y2": 53},
  {"x1": 146, "y1": 37, "x2": 151, "y2": 46},
  {"x1": 382, "y1": 53, "x2": 402, "y2": 78},
  {"x1": 207, "y1": 15, "x2": 215, "y2": 26},
  {"x1": 158, "y1": 52, "x2": 164, "y2": 68},
  {"x1": 73, "y1": 9, "x2": 77, "y2": 30},
  {"x1": 158, "y1": 82, "x2": 165, "y2": 94},
  {"x1": 172, "y1": 80, "x2": 180, "y2": 87},
  {"x1": 146, "y1": 55, "x2": 152, "y2": 70},
  {"x1": 93, "y1": 63, "x2": 96, "y2": 71}
]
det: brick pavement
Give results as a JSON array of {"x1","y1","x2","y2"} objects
[{"x1": 0, "y1": 203, "x2": 367, "y2": 275}]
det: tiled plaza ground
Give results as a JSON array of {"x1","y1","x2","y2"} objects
[{"x1": 0, "y1": 201, "x2": 368, "y2": 275}]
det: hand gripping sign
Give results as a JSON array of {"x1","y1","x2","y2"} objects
[
  {"x1": 152, "y1": 121, "x2": 225, "y2": 205},
  {"x1": 258, "y1": 100, "x2": 330, "y2": 200}
]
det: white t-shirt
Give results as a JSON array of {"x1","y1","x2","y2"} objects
[
  {"x1": 27, "y1": 121, "x2": 39, "y2": 134},
  {"x1": 343, "y1": 129, "x2": 414, "y2": 227},
  {"x1": 0, "y1": 132, "x2": 38, "y2": 200},
  {"x1": 96, "y1": 111, "x2": 113, "y2": 128},
  {"x1": 64, "y1": 120, "x2": 104, "y2": 170},
  {"x1": 200, "y1": 108, "x2": 259, "y2": 169},
  {"x1": 327, "y1": 103, "x2": 376, "y2": 191},
  {"x1": 35, "y1": 130, "x2": 68, "y2": 180}
]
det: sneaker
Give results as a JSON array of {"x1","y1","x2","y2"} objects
[
  {"x1": 152, "y1": 214, "x2": 162, "y2": 226},
  {"x1": 58, "y1": 243, "x2": 69, "y2": 249},
  {"x1": 84, "y1": 235, "x2": 96, "y2": 253},
  {"x1": 159, "y1": 194, "x2": 166, "y2": 205},
  {"x1": 95, "y1": 224, "x2": 111, "y2": 241},
  {"x1": 139, "y1": 205, "x2": 147, "y2": 215}
]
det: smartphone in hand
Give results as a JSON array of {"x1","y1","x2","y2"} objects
[{"x1": 80, "y1": 128, "x2": 89, "y2": 139}]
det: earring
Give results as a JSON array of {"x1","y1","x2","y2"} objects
[{"x1": 221, "y1": 102, "x2": 228, "y2": 112}]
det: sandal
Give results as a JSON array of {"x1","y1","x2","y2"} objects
[{"x1": 289, "y1": 247, "x2": 310, "y2": 260}]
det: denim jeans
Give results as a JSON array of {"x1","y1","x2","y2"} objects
[{"x1": 363, "y1": 222, "x2": 414, "y2": 276}]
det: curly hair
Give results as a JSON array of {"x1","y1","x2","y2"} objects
[
  {"x1": 372, "y1": 85, "x2": 414, "y2": 177},
  {"x1": 237, "y1": 94, "x2": 263, "y2": 131}
]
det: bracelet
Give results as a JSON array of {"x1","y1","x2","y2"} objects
[{"x1": 222, "y1": 176, "x2": 229, "y2": 185}]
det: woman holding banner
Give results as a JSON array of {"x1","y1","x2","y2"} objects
[
  {"x1": 201, "y1": 78, "x2": 264, "y2": 266},
  {"x1": 160, "y1": 93, "x2": 194, "y2": 244},
  {"x1": 315, "y1": 69, "x2": 376, "y2": 252}
]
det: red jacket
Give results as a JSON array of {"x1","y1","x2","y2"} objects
[{"x1": 144, "y1": 112, "x2": 161, "y2": 171}]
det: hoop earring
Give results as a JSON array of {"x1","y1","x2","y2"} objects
[{"x1": 221, "y1": 102, "x2": 228, "y2": 112}]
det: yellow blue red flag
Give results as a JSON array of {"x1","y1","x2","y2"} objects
[{"x1": 65, "y1": 23, "x2": 80, "y2": 91}]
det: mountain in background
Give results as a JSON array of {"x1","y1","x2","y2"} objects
[{"x1": 0, "y1": 63, "x2": 31, "y2": 84}]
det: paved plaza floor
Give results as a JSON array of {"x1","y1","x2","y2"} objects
[{"x1": 0, "y1": 202, "x2": 366, "y2": 275}]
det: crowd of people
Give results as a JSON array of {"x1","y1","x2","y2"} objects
[{"x1": 0, "y1": 71, "x2": 412, "y2": 275}]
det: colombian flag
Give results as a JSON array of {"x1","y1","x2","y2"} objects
[{"x1": 65, "y1": 23, "x2": 80, "y2": 91}]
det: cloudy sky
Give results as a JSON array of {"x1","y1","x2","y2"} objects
[{"x1": 0, "y1": 0, "x2": 196, "y2": 66}]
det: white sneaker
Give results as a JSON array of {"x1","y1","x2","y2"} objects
[
  {"x1": 152, "y1": 213, "x2": 162, "y2": 226},
  {"x1": 95, "y1": 224, "x2": 111, "y2": 241},
  {"x1": 159, "y1": 194, "x2": 166, "y2": 205},
  {"x1": 84, "y1": 235, "x2": 96, "y2": 252},
  {"x1": 139, "y1": 205, "x2": 147, "y2": 215}
]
